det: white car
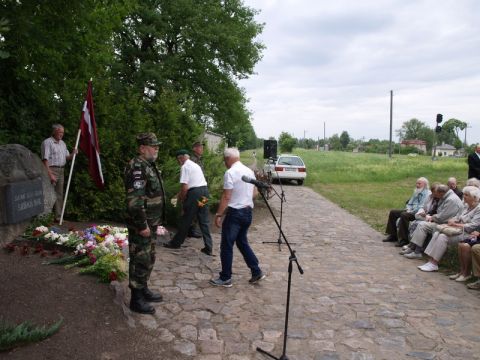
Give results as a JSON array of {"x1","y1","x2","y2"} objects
[{"x1": 264, "y1": 154, "x2": 307, "y2": 185}]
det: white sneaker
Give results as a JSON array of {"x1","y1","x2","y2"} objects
[
  {"x1": 449, "y1": 273, "x2": 461, "y2": 280},
  {"x1": 418, "y1": 262, "x2": 429, "y2": 269},
  {"x1": 455, "y1": 275, "x2": 472, "y2": 282},
  {"x1": 402, "y1": 244, "x2": 410, "y2": 250},
  {"x1": 404, "y1": 252, "x2": 422, "y2": 259},
  {"x1": 418, "y1": 262, "x2": 438, "y2": 272}
]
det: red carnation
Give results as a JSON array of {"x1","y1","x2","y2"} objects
[{"x1": 108, "y1": 271, "x2": 117, "y2": 282}]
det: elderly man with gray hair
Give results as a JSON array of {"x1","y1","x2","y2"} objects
[
  {"x1": 41, "y1": 124, "x2": 77, "y2": 221},
  {"x1": 447, "y1": 177, "x2": 463, "y2": 199},
  {"x1": 383, "y1": 177, "x2": 431, "y2": 247},
  {"x1": 404, "y1": 184, "x2": 464, "y2": 259},
  {"x1": 209, "y1": 147, "x2": 266, "y2": 287}
]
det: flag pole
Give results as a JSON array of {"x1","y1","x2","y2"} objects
[{"x1": 59, "y1": 129, "x2": 81, "y2": 225}]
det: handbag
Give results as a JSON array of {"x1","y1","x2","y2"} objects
[{"x1": 436, "y1": 224, "x2": 463, "y2": 236}]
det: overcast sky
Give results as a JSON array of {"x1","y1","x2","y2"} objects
[{"x1": 240, "y1": 0, "x2": 480, "y2": 144}]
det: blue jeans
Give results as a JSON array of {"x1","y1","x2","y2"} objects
[{"x1": 219, "y1": 207, "x2": 261, "y2": 281}]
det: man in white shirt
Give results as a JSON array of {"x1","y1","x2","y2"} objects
[
  {"x1": 209, "y1": 148, "x2": 266, "y2": 287},
  {"x1": 41, "y1": 124, "x2": 77, "y2": 221},
  {"x1": 164, "y1": 149, "x2": 213, "y2": 255}
]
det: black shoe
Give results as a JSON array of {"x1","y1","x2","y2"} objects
[
  {"x1": 163, "y1": 242, "x2": 181, "y2": 249},
  {"x1": 200, "y1": 247, "x2": 213, "y2": 256},
  {"x1": 130, "y1": 289, "x2": 155, "y2": 314},
  {"x1": 249, "y1": 272, "x2": 266, "y2": 284},
  {"x1": 187, "y1": 231, "x2": 202, "y2": 238},
  {"x1": 382, "y1": 235, "x2": 396, "y2": 242},
  {"x1": 142, "y1": 287, "x2": 163, "y2": 303}
]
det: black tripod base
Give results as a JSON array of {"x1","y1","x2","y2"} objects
[{"x1": 257, "y1": 347, "x2": 289, "y2": 360}]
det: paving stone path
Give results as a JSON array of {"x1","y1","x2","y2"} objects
[{"x1": 134, "y1": 185, "x2": 480, "y2": 360}]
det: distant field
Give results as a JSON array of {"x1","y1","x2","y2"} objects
[{"x1": 242, "y1": 149, "x2": 468, "y2": 232}]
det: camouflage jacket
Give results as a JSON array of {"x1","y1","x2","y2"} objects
[
  {"x1": 190, "y1": 153, "x2": 205, "y2": 171},
  {"x1": 124, "y1": 156, "x2": 166, "y2": 231}
]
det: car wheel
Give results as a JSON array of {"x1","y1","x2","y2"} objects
[{"x1": 297, "y1": 180, "x2": 304, "y2": 185}]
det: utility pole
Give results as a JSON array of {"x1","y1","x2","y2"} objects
[
  {"x1": 323, "y1": 122, "x2": 326, "y2": 151},
  {"x1": 388, "y1": 90, "x2": 393, "y2": 158}
]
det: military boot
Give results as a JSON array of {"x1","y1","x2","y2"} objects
[
  {"x1": 142, "y1": 286, "x2": 163, "y2": 303},
  {"x1": 130, "y1": 289, "x2": 155, "y2": 314}
]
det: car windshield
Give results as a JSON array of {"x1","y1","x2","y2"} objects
[{"x1": 278, "y1": 156, "x2": 304, "y2": 166}]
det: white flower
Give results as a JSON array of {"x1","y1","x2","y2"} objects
[{"x1": 35, "y1": 226, "x2": 49, "y2": 233}]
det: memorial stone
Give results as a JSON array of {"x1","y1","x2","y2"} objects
[{"x1": 0, "y1": 144, "x2": 56, "y2": 245}]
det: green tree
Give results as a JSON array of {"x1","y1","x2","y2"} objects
[
  {"x1": 0, "y1": 0, "x2": 264, "y2": 221},
  {"x1": 437, "y1": 118, "x2": 467, "y2": 148},
  {"x1": 278, "y1": 132, "x2": 296, "y2": 153},
  {"x1": 328, "y1": 134, "x2": 342, "y2": 151},
  {"x1": 396, "y1": 118, "x2": 434, "y2": 151},
  {"x1": 339, "y1": 131, "x2": 350, "y2": 150}
]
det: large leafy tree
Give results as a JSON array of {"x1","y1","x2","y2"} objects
[
  {"x1": 278, "y1": 132, "x2": 296, "y2": 153},
  {"x1": 339, "y1": 131, "x2": 350, "y2": 150},
  {"x1": 0, "y1": 0, "x2": 264, "y2": 221},
  {"x1": 113, "y1": 0, "x2": 263, "y2": 134},
  {"x1": 437, "y1": 118, "x2": 467, "y2": 148},
  {"x1": 396, "y1": 118, "x2": 434, "y2": 151}
]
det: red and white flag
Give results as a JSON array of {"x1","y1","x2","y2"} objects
[{"x1": 79, "y1": 81, "x2": 105, "y2": 189}]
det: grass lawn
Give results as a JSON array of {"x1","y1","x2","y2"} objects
[{"x1": 242, "y1": 148, "x2": 468, "y2": 233}]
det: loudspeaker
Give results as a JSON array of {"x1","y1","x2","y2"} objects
[{"x1": 263, "y1": 140, "x2": 277, "y2": 159}]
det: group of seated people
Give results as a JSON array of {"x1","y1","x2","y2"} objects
[{"x1": 383, "y1": 176, "x2": 480, "y2": 290}]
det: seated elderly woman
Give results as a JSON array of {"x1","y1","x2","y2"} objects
[
  {"x1": 450, "y1": 230, "x2": 480, "y2": 282},
  {"x1": 467, "y1": 244, "x2": 480, "y2": 290},
  {"x1": 418, "y1": 186, "x2": 480, "y2": 272}
]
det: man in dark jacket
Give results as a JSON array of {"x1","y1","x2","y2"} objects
[{"x1": 468, "y1": 144, "x2": 480, "y2": 180}]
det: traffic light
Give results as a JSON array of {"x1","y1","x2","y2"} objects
[{"x1": 435, "y1": 114, "x2": 443, "y2": 133}]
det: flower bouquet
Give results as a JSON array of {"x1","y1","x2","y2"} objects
[{"x1": 26, "y1": 225, "x2": 129, "y2": 283}]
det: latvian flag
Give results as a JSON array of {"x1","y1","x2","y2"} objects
[{"x1": 79, "y1": 81, "x2": 105, "y2": 189}]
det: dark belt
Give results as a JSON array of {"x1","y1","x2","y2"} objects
[{"x1": 188, "y1": 185, "x2": 207, "y2": 192}]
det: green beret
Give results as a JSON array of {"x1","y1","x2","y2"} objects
[
  {"x1": 137, "y1": 132, "x2": 161, "y2": 146},
  {"x1": 175, "y1": 149, "x2": 189, "y2": 157}
]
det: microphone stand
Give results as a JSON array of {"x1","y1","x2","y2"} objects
[
  {"x1": 256, "y1": 185, "x2": 304, "y2": 360},
  {"x1": 262, "y1": 172, "x2": 294, "y2": 251}
]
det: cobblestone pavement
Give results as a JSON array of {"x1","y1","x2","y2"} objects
[{"x1": 135, "y1": 185, "x2": 480, "y2": 360}]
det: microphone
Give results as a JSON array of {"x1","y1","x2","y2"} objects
[{"x1": 241, "y1": 175, "x2": 270, "y2": 189}]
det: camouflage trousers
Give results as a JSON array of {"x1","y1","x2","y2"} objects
[{"x1": 128, "y1": 228, "x2": 156, "y2": 290}]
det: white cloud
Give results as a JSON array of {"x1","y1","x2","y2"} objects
[{"x1": 241, "y1": 0, "x2": 480, "y2": 144}]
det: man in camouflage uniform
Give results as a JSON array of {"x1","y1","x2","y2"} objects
[{"x1": 124, "y1": 132, "x2": 166, "y2": 314}]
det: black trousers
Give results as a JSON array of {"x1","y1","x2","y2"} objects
[{"x1": 385, "y1": 209, "x2": 416, "y2": 242}]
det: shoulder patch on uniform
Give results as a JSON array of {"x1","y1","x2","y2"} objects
[{"x1": 133, "y1": 180, "x2": 145, "y2": 189}]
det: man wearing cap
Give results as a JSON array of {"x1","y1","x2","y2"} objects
[
  {"x1": 191, "y1": 141, "x2": 205, "y2": 171},
  {"x1": 124, "y1": 132, "x2": 166, "y2": 314},
  {"x1": 41, "y1": 124, "x2": 78, "y2": 221},
  {"x1": 164, "y1": 149, "x2": 213, "y2": 255}
]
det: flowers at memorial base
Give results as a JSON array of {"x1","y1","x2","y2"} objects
[
  {"x1": 156, "y1": 226, "x2": 167, "y2": 236},
  {"x1": 23, "y1": 224, "x2": 129, "y2": 283},
  {"x1": 3, "y1": 243, "x2": 16, "y2": 253},
  {"x1": 197, "y1": 196, "x2": 209, "y2": 207}
]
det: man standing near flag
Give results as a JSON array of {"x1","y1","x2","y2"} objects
[
  {"x1": 124, "y1": 132, "x2": 166, "y2": 315},
  {"x1": 41, "y1": 124, "x2": 77, "y2": 222}
]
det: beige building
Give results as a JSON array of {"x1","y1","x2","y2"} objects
[
  {"x1": 401, "y1": 139, "x2": 427, "y2": 153},
  {"x1": 433, "y1": 143, "x2": 456, "y2": 157}
]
